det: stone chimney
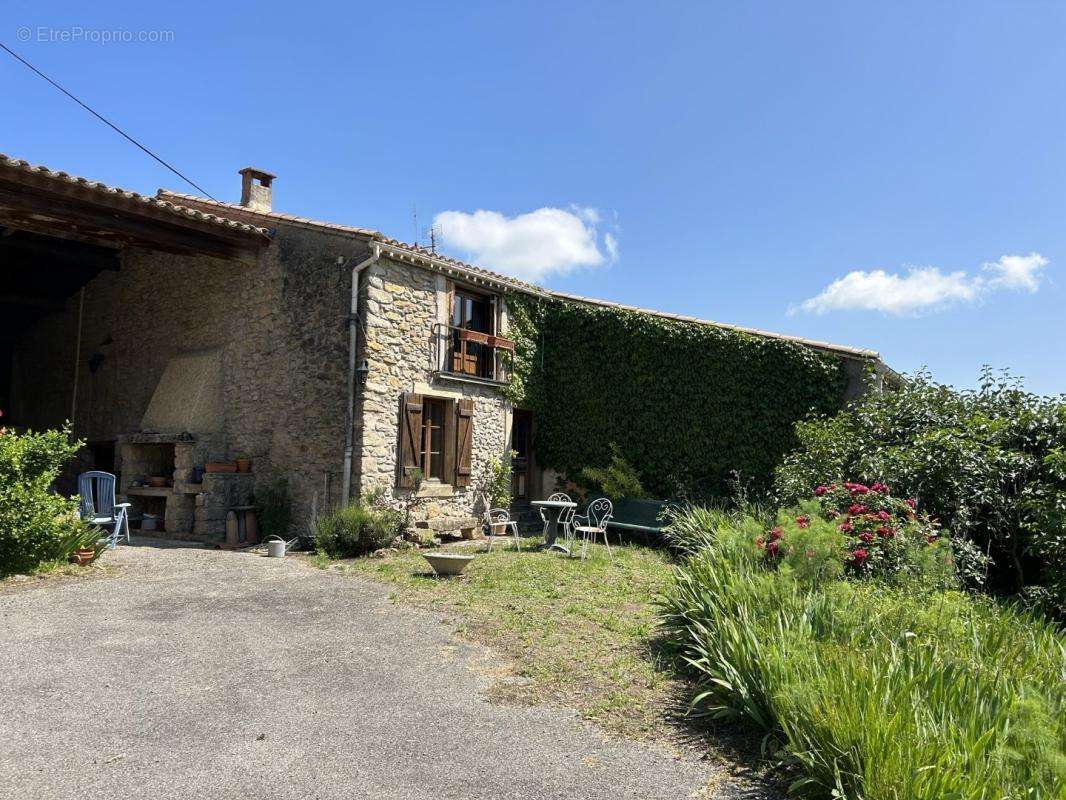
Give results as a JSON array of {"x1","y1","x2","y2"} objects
[{"x1": 238, "y1": 167, "x2": 275, "y2": 212}]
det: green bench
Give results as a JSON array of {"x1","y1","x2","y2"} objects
[{"x1": 592, "y1": 497, "x2": 676, "y2": 540}]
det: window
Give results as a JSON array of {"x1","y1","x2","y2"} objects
[
  {"x1": 420, "y1": 397, "x2": 446, "y2": 481},
  {"x1": 398, "y1": 393, "x2": 474, "y2": 490},
  {"x1": 450, "y1": 288, "x2": 495, "y2": 378}
]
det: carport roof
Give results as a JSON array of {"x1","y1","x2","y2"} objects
[{"x1": 0, "y1": 154, "x2": 271, "y2": 260}]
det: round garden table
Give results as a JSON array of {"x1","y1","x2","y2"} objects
[{"x1": 530, "y1": 499, "x2": 577, "y2": 551}]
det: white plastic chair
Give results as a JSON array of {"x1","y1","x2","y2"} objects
[
  {"x1": 573, "y1": 497, "x2": 613, "y2": 561},
  {"x1": 484, "y1": 503, "x2": 521, "y2": 552},
  {"x1": 77, "y1": 471, "x2": 130, "y2": 549}
]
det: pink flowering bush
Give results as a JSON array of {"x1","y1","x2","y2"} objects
[{"x1": 755, "y1": 481, "x2": 956, "y2": 588}]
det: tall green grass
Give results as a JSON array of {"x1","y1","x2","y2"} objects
[{"x1": 660, "y1": 511, "x2": 1066, "y2": 799}]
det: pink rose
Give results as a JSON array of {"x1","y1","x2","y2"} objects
[
  {"x1": 838, "y1": 522, "x2": 853, "y2": 533},
  {"x1": 813, "y1": 486, "x2": 827, "y2": 497},
  {"x1": 852, "y1": 548, "x2": 869, "y2": 564},
  {"x1": 905, "y1": 498, "x2": 917, "y2": 509},
  {"x1": 796, "y1": 515, "x2": 810, "y2": 529},
  {"x1": 848, "y1": 504, "x2": 867, "y2": 515},
  {"x1": 878, "y1": 510, "x2": 890, "y2": 521},
  {"x1": 859, "y1": 532, "x2": 873, "y2": 543}
]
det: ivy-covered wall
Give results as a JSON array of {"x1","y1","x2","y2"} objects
[{"x1": 505, "y1": 296, "x2": 852, "y2": 499}]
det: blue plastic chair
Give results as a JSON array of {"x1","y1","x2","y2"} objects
[{"x1": 78, "y1": 471, "x2": 131, "y2": 549}]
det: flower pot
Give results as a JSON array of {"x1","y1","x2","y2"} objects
[
  {"x1": 422, "y1": 552, "x2": 475, "y2": 576},
  {"x1": 70, "y1": 547, "x2": 95, "y2": 565},
  {"x1": 490, "y1": 522, "x2": 508, "y2": 536},
  {"x1": 205, "y1": 462, "x2": 237, "y2": 473},
  {"x1": 235, "y1": 458, "x2": 251, "y2": 473},
  {"x1": 146, "y1": 476, "x2": 168, "y2": 488}
]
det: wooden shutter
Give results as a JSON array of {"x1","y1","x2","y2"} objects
[
  {"x1": 396, "y1": 393, "x2": 423, "y2": 488},
  {"x1": 455, "y1": 397, "x2": 474, "y2": 487}
]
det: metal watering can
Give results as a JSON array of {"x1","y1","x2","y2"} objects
[{"x1": 266, "y1": 536, "x2": 287, "y2": 558}]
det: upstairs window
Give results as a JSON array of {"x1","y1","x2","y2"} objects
[{"x1": 450, "y1": 289, "x2": 495, "y2": 378}]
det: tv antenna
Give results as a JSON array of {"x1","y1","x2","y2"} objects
[{"x1": 422, "y1": 223, "x2": 442, "y2": 254}]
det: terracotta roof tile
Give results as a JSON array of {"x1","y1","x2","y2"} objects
[
  {"x1": 156, "y1": 190, "x2": 377, "y2": 237},
  {"x1": 0, "y1": 154, "x2": 270, "y2": 237}
]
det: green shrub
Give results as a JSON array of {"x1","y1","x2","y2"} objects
[
  {"x1": 581, "y1": 443, "x2": 650, "y2": 499},
  {"x1": 775, "y1": 369, "x2": 1066, "y2": 612},
  {"x1": 314, "y1": 498, "x2": 403, "y2": 558},
  {"x1": 477, "y1": 450, "x2": 516, "y2": 509},
  {"x1": 0, "y1": 426, "x2": 87, "y2": 576},
  {"x1": 660, "y1": 509, "x2": 1066, "y2": 799},
  {"x1": 765, "y1": 484, "x2": 958, "y2": 590}
]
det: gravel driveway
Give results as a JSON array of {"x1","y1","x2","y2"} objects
[{"x1": 0, "y1": 540, "x2": 747, "y2": 799}]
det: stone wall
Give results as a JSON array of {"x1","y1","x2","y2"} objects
[
  {"x1": 10, "y1": 226, "x2": 370, "y2": 535},
  {"x1": 355, "y1": 257, "x2": 511, "y2": 524}
]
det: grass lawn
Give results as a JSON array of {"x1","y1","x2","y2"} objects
[{"x1": 316, "y1": 539, "x2": 686, "y2": 743}]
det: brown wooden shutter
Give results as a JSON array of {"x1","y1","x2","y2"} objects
[
  {"x1": 455, "y1": 397, "x2": 474, "y2": 487},
  {"x1": 396, "y1": 393, "x2": 423, "y2": 488}
]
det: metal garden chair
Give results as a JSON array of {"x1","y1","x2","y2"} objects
[
  {"x1": 573, "y1": 497, "x2": 614, "y2": 561},
  {"x1": 483, "y1": 499, "x2": 521, "y2": 553},
  {"x1": 541, "y1": 492, "x2": 576, "y2": 550},
  {"x1": 77, "y1": 471, "x2": 131, "y2": 549}
]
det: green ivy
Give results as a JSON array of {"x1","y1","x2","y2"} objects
[{"x1": 505, "y1": 295, "x2": 849, "y2": 499}]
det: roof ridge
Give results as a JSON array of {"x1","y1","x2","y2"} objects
[{"x1": 156, "y1": 190, "x2": 378, "y2": 236}]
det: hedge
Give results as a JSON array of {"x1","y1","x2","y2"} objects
[{"x1": 504, "y1": 296, "x2": 851, "y2": 499}]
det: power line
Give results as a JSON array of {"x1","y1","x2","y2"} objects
[{"x1": 0, "y1": 41, "x2": 217, "y2": 200}]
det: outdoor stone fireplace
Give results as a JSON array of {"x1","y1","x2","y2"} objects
[
  {"x1": 116, "y1": 349, "x2": 253, "y2": 542},
  {"x1": 118, "y1": 432, "x2": 253, "y2": 541}
]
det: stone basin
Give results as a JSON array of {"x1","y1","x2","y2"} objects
[{"x1": 422, "y1": 552, "x2": 475, "y2": 576}]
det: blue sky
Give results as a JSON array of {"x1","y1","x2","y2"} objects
[{"x1": 3, "y1": 1, "x2": 1063, "y2": 394}]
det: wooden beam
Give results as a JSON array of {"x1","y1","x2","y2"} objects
[
  {"x1": 0, "y1": 231, "x2": 121, "y2": 271},
  {"x1": 0, "y1": 180, "x2": 265, "y2": 261}
]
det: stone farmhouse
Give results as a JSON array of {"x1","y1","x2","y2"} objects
[{"x1": 0, "y1": 153, "x2": 891, "y2": 540}]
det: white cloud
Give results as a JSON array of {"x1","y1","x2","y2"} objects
[
  {"x1": 433, "y1": 206, "x2": 618, "y2": 282},
  {"x1": 983, "y1": 252, "x2": 1047, "y2": 291},
  {"x1": 792, "y1": 253, "x2": 1049, "y2": 316},
  {"x1": 571, "y1": 205, "x2": 601, "y2": 225},
  {"x1": 604, "y1": 232, "x2": 619, "y2": 262}
]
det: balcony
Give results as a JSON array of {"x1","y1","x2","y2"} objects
[{"x1": 431, "y1": 323, "x2": 515, "y2": 386}]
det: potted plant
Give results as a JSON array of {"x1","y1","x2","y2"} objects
[
  {"x1": 60, "y1": 520, "x2": 105, "y2": 565},
  {"x1": 234, "y1": 453, "x2": 252, "y2": 473}
]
